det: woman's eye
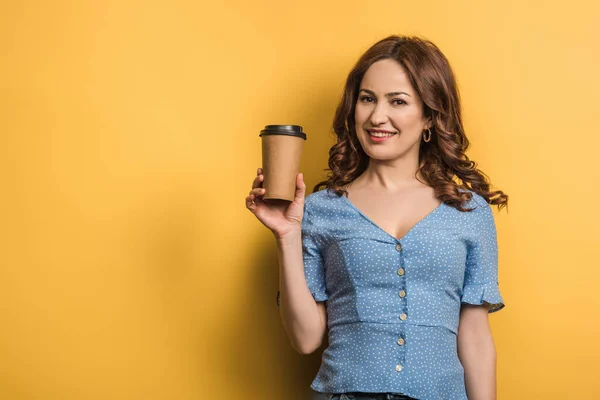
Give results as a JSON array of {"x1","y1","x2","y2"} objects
[
  {"x1": 392, "y1": 99, "x2": 406, "y2": 105},
  {"x1": 360, "y1": 96, "x2": 373, "y2": 102}
]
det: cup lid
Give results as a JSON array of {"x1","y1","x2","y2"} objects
[{"x1": 259, "y1": 125, "x2": 307, "y2": 140}]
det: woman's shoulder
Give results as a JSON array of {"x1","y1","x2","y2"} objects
[
  {"x1": 457, "y1": 188, "x2": 490, "y2": 210},
  {"x1": 303, "y1": 189, "x2": 345, "y2": 227},
  {"x1": 306, "y1": 186, "x2": 490, "y2": 211},
  {"x1": 305, "y1": 187, "x2": 341, "y2": 207}
]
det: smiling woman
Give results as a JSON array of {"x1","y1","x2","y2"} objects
[
  {"x1": 246, "y1": 34, "x2": 509, "y2": 400},
  {"x1": 301, "y1": 35, "x2": 509, "y2": 400}
]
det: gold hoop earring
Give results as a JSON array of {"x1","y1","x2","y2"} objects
[{"x1": 423, "y1": 128, "x2": 432, "y2": 143}]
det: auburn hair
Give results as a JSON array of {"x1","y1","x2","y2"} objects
[{"x1": 313, "y1": 35, "x2": 508, "y2": 212}]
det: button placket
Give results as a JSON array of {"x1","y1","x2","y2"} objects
[
  {"x1": 396, "y1": 241, "x2": 408, "y2": 322},
  {"x1": 395, "y1": 241, "x2": 407, "y2": 373}
]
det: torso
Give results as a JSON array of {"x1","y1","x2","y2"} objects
[{"x1": 344, "y1": 180, "x2": 442, "y2": 242}]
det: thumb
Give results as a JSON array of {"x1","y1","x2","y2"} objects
[{"x1": 294, "y1": 172, "x2": 306, "y2": 204}]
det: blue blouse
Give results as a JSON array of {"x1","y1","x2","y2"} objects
[{"x1": 293, "y1": 188, "x2": 505, "y2": 400}]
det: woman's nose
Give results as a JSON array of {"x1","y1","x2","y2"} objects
[{"x1": 369, "y1": 103, "x2": 389, "y2": 125}]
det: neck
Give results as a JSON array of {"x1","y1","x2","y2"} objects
[{"x1": 359, "y1": 155, "x2": 423, "y2": 191}]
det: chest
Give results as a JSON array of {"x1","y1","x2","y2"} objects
[{"x1": 346, "y1": 188, "x2": 442, "y2": 242}]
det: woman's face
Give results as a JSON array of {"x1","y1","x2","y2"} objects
[{"x1": 354, "y1": 59, "x2": 431, "y2": 161}]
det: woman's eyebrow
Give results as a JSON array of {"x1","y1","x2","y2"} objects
[{"x1": 359, "y1": 88, "x2": 411, "y2": 97}]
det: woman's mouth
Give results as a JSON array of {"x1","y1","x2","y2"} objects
[{"x1": 367, "y1": 130, "x2": 397, "y2": 142}]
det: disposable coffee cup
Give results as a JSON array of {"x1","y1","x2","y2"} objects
[{"x1": 259, "y1": 125, "x2": 307, "y2": 202}]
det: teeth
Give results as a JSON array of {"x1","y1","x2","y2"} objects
[{"x1": 370, "y1": 131, "x2": 395, "y2": 138}]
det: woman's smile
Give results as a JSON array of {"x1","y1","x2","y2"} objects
[{"x1": 367, "y1": 129, "x2": 398, "y2": 142}]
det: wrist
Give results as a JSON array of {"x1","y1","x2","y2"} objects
[{"x1": 274, "y1": 229, "x2": 302, "y2": 247}]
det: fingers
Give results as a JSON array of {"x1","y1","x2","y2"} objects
[
  {"x1": 247, "y1": 169, "x2": 266, "y2": 212},
  {"x1": 245, "y1": 194, "x2": 257, "y2": 212},
  {"x1": 249, "y1": 187, "x2": 265, "y2": 197},
  {"x1": 252, "y1": 167, "x2": 264, "y2": 189},
  {"x1": 246, "y1": 189, "x2": 265, "y2": 211}
]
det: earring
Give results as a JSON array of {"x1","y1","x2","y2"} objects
[{"x1": 423, "y1": 128, "x2": 432, "y2": 143}]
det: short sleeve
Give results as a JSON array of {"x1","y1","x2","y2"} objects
[
  {"x1": 276, "y1": 197, "x2": 328, "y2": 307},
  {"x1": 461, "y1": 199, "x2": 506, "y2": 313},
  {"x1": 301, "y1": 198, "x2": 329, "y2": 302}
]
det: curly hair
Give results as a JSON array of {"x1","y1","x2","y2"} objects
[{"x1": 313, "y1": 35, "x2": 509, "y2": 212}]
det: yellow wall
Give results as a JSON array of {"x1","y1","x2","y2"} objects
[{"x1": 1, "y1": 1, "x2": 599, "y2": 399}]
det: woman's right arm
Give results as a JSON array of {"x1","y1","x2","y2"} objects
[
  {"x1": 245, "y1": 168, "x2": 327, "y2": 354},
  {"x1": 276, "y1": 231, "x2": 327, "y2": 354}
]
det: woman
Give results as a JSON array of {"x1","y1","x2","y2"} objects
[{"x1": 245, "y1": 35, "x2": 508, "y2": 400}]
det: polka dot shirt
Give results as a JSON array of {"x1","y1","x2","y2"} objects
[{"x1": 290, "y1": 188, "x2": 505, "y2": 400}]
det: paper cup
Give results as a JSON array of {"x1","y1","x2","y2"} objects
[{"x1": 259, "y1": 125, "x2": 307, "y2": 202}]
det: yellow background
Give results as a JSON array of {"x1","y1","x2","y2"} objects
[{"x1": 1, "y1": 1, "x2": 599, "y2": 399}]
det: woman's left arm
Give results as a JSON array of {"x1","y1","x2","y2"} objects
[{"x1": 457, "y1": 303, "x2": 497, "y2": 400}]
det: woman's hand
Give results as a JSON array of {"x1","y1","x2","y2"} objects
[{"x1": 245, "y1": 167, "x2": 306, "y2": 239}]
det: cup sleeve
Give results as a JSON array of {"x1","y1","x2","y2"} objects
[
  {"x1": 460, "y1": 200, "x2": 506, "y2": 313},
  {"x1": 276, "y1": 199, "x2": 328, "y2": 307}
]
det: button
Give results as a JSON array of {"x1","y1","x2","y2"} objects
[
  {"x1": 399, "y1": 313, "x2": 408, "y2": 321},
  {"x1": 395, "y1": 364, "x2": 403, "y2": 372},
  {"x1": 397, "y1": 268, "x2": 405, "y2": 276},
  {"x1": 395, "y1": 243, "x2": 403, "y2": 252},
  {"x1": 397, "y1": 338, "x2": 405, "y2": 345},
  {"x1": 399, "y1": 290, "x2": 406, "y2": 298}
]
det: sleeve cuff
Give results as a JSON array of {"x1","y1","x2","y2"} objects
[
  {"x1": 461, "y1": 282, "x2": 505, "y2": 313},
  {"x1": 311, "y1": 291, "x2": 329, "y2": 302}
]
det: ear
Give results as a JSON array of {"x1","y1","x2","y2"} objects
[
  {"x1": 423, "y1": 112, "x2": 433, "y2": 130},
  {"x1": 423, "y1": 118, "x2": 433, "y2": 130}
]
